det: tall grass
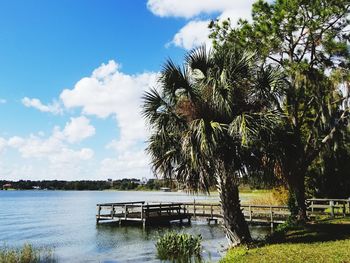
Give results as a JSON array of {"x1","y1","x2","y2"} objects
[
  {"x1": 0, "y1": 244, "x2": 56, "y2": 263},
  {"x1": 249, "y1": 186, "x2": 289, "y2": 206},
  {"x1": 155, "y1": 232, "x2": 202, "y2": 262}
]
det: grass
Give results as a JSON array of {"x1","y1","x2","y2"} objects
[
  {"x1": 0, "y1": 244, "x2": 56, "y2": 263},
  {"x1": 220, "y1": 217, "x2": 350, "y2": 263},
  {"x1": 242, "y1": 186, "x2": 288, "y2": 206},
  {"x1": 221, "y1": 239, "x2": 350, "y2": 263}
]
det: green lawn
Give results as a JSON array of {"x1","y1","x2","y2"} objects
[{"x1": 220, "y1": 217, "x2": 350, "y2": 263}]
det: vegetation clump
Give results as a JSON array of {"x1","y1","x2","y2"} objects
[
  {"x1": 155, "y1": 232, "x2": 202, "y2": 262},
  {"x1": 0, "y1": 244, "x2": 56, "y2": 263}
]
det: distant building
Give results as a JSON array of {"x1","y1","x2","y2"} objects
[
  {"x1": 160, "y1": 187, "x2": 171, "y2": 192},
  {"x1": 32, "y1": 186, "x2": 41, "y2": 190},
  {"x1": 2, "y1": 183, "x2": 12, "y2": 190}
]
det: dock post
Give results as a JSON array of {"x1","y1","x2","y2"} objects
[
  {"x1": 330, "y1": 201, "x2": 335, "y2": 218},
  {"x1": 142, "y1": 203, "x2": 145, "y2": 229},
  {"x1": 111, "y1": 205, "x2": 114, "y2": 219},
  {"x1": 249, "y1": 205, "x2": 252, "y2": 222},
  {"x1": 193, "y1": 199, "x2": 196, "y2": 220},
  {"x1": 124, "y1": 205, "x2": 128, "y2": 220},
  {"x1": 146, "y1": 202, "x2": 149, "y2": 219},
  {"x1": 141, "y1": 203, "x2": 143, "y2": 221},
  {"x1": 96, "y1": 205, "x2": 101, "y2": 224},
  {"x1": 270, "y1": 206, "x2": 274, "y2": 229}
]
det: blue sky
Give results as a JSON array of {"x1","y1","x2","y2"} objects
[{"x1": 0, "y1": 0, "x2": 256, "y2": 180}]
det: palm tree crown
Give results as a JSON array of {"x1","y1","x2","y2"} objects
[{"x1": 143, "y1": 46, "x2": 284, "y2": 191}]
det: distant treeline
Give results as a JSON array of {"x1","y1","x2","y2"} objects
[{"x1": 0, "y1": 178, "x2": 173, "y2": 191}]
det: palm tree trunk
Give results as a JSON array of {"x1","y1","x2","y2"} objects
[
  {"x1": 217, "y1": 171, "x2": 251, "y2": 246},
  {"x1": 286, "y1": 166, "x2": 308, "y2": 222}
]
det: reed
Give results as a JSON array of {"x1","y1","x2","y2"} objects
[
  {"x1": 0, "y1": 244, "x2": 56, "y2": 263},
  {"x1": 155, "y1": 232, "x2": 202, "y2": 262}
]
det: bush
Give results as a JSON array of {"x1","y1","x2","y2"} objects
[
  {"x1": 0, "y1": 244, "x2": 56, "y2": 263},
  {"x1": 155, "y1": 232, "x2": 202, "y2": 262}
]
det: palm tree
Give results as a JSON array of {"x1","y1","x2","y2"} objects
[{"x1": 142, "y1": 46, "x2": 285, "y2": 246}]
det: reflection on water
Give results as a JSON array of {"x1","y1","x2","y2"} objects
[{"x1": 0, "y1": 190, "x2": 270, "y2": 262}]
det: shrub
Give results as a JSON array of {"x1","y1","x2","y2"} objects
[
  {"x1": 0, "y1": 244, "x2": 56, "y2": 263},
  {"x1": 155, "y1": 232, "x2": 202, "y2": 262}
]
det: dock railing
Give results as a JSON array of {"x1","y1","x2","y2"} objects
[
  {"x1": 183, "y1": 202, "x2": 290, "y2": 226},
  {"x1": 307, "y1": 198, "x2": 350, "y2": 217},
  {"x1": 96, "y1": 201, "x2": 189, "y2": 224},
  {"x1": 96, "y1": 198, "x2": 350, "y2": 226}
]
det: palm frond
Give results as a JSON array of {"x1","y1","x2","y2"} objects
[
  {"x1": 186, "y1": 45, "x2": 212, "y2": 79},
  {"x1": 160, "y1": 59, "x2": 195, "y2": 101}
]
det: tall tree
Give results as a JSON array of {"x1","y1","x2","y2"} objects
[
  {"x1": 210, "y1": 0, "x2": 350, "y2": 220},
  {"x1": 142, "y1": 46, "x2": 285, "y2": 246}
]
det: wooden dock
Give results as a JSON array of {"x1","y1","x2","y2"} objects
[
  {"x1": 96, "y1": 198, "x2": 350, "y2": 227},
  {"x1": 96, "y1": 201, "x2": 191, "y2": 226}
]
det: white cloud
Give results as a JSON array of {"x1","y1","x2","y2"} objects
[
  {"x1": 60, "y1": 60, "x2": 158, "y2": 152},
  {"x1": 57, "y1": 60, "x2": 159, "y2": 180},
  {"x1": 0, "y1": 137, "x2": 7, "y2": 152},
  {"x1": 8, "y1": 136, "x2": 25, "y2": 148},
  {"x1": 49, "y1": 148, "x2": 94, "y2": 163},
  {"x1": 22, "y1": 97, "x2": 63, "y2": 115},
  {"x1": 99, "y1": 150, "x2": 151, "y2": 179},
  {"x1": 9, "y1": 132, "x2": 63, "y2": 159},
  {"x1": 63, "y1": 116, "x2": 95, "y2": 143},
  {"x1": 147, "y1": 0, "x2": 248, "y2": 19},
  {"x1": 149, "y1": 0, "x2": 256, "y2": 50},
  {"x1": 7, "y1": 119, "x2": 94, "y2": 162},
  {"x1": 92, "y1": 60, "x2": 120, "y2": 79},
  {"x1": 171, "y1": 20, "x2": 212, "y2": 50},
  {"x1": 0, "y1": 99, "x2": 6, "y2": 104},
  {"x1": 3, "y1": 127, "x2": 95, "y2": 180}
]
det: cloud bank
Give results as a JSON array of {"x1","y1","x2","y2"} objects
[{"x1": 4, "y1": 60, "x2": 157, "y2": 180}]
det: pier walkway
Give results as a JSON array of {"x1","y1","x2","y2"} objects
[{"x1": 96, "y1": 198, "x2": 350, "y2": 227}]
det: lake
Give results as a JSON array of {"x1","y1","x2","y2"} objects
[{"x1": 0, "y1": 190, "x2": 270, "y2": 262}]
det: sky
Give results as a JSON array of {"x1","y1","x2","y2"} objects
[{"x1": 0, "y1": 0, "x2": 257, "y2": 181}]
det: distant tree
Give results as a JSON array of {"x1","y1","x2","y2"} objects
[
  {"x1": 143, "y1": 45, "x2": 285, "y2": 246},
  {"x1": 209, "y1": 0, "x2": 350, "y2": 220}
]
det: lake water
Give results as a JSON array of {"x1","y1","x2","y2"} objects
[{"x1": 0, "y1": 190, "x2": 270, "y2": 262}]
